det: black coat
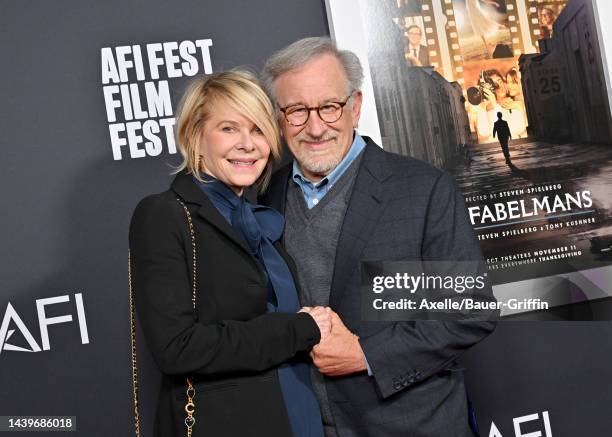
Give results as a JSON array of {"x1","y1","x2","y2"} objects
[
  {"x1": 261, "y1": 138, "x2": 496, "y2": 436},
  {"x1": 129, "y1": 171, "x2": 320, "y2": 437}
]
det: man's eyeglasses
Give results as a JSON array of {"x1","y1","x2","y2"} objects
[{"x1": 279, "y1": 94, "x2": 353, "y2": 127}]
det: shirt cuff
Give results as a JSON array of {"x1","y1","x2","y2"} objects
[{"x1": 364, "y1": 352, "x2": 373, "y2": 376}]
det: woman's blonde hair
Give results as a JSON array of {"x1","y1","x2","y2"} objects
[{"x1": 174, "y1": 69, "x2": 281, "y2": 191}]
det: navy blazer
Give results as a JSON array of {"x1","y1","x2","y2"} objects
[{"x1": 261, "y1": 137, "x2": 496, "y2": 436}]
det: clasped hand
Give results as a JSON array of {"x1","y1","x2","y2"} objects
[{"x1": 298, "y1": 306, "x2": 367, "y2": 376}]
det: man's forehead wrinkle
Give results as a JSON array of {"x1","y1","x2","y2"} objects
[{"x1": 276, "y1": 76, "x2": 347, "y2": 108}]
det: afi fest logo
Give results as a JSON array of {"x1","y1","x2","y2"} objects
[
  {"x1": 0, "y1": 293, "x2": 89, "y2": 354},
  {"x1": 490, "y1": 411, "x2": 553, "y2": 437}
]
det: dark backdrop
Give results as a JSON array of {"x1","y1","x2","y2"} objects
[
  {"x1": 1, "y1": 1, "x2": 611, "y2": 436},
  {"x1": 0, "y1": 1, "x2": 327, "y2": 436}
]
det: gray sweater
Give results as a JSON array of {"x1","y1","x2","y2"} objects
[{"x1": 283, "y1": 153, "x2": 363, "y2": 434}]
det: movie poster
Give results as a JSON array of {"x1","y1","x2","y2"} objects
[{"x1": 327, "y1": 0, "x2": 612, "y2": 316}]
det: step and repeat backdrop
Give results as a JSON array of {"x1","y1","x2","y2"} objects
[
  {"x1": 1, "y1": 0, "x2": 612, "y2": 436},
  {"x1": 0, "y1": 1, "x2": 328, "y2": 436}
]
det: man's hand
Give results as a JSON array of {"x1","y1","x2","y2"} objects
[
  {"x1": 482, "y1": 87, "x2": 497, "y2": 110},
  {"x1": 310, "y1": 309, "x2": 367, "y2": 376},
  {"x1": 299, "y1": 306, "x2": 332, "y2": 340},
  {"x1": 405, "y1": 52, "x2": 421, "y2": 67}
]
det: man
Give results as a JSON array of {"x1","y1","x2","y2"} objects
[
  {"x1": 261, "y1": 37, "x2": 495, "y2": 437},
  {"x1": 493, "y1": 111, "x2": 513, "y2": 166},
  {"x1": 405, "y1": 24, "x2": 430, "y2": 67}
]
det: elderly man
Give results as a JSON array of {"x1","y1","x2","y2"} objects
[{"x1": 261, "y1": 37, "x2": 495, "y2": 437}]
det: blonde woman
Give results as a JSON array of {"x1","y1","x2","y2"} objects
[{"x1": 129, "y1": 70, "x2": 326, "y2": 437}]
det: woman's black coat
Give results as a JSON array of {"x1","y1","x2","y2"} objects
[{"x1": 129, "y1": 171, "x2": 320, "y2": 437}]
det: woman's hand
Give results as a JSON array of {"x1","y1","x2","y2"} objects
[{"x1": 299, "y1": 306, "x2": 332, "y2": 340}]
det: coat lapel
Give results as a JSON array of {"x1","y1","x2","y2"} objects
[
  {"x1": 274, "y1": 240, "x2": 304, "y2": 298},
  {"x1": 170, "y1": 172, "x2": 252, "y2": 256},
  {"x1": 329, "y1": 139, "x2": 392, "y2": 308},
  {"x1": 261, "y1": 163, "x2": 292, "y2": 215}
]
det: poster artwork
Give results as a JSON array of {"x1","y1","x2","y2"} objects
[{"x1": 330, "y1": 0, "x2": 612, "y2": 316}]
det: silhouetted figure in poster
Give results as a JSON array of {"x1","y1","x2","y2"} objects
[{"x1": 493, "y1": 112, "x2": 512, "y2": 166}]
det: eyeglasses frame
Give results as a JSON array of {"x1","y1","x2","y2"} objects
[{"x1": 278, "y1": 93, "x2": 354, "y2": 127}]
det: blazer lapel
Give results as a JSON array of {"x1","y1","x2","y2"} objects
[
  {"x1": 330, "y1": 140, "x2": 392, "y2": 308},
  {"x1": 170, "y1": 172, "x2": 252, "y2": 256},
  {"x1": 261, "y1": 163, "x2": 292, "y2": 214}
]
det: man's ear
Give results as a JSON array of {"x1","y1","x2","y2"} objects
[
  {"x1": 278, "y1": 115, "x2": 285, "y2": 138},
  {"x1": 351, "y1": 90, "x2": 363, "y2": 128}
]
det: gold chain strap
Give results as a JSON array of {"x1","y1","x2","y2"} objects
[
  {"x1": 128, "y1": 250, "x2": 141, "y2": 437},
  {"x1": 129, "y1": 197, "x2": 198, "y2": 437},
  {"x1": 176, "y1": 198, "x2": 197, "y2": 436}
]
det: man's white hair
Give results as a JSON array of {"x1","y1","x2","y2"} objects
[{"x1": 261, "y1": 36, "x2": 364, "y2": 105}]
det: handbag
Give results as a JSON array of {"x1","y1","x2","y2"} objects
[{"x1": 128, "y1": 197, "x2": 198, "y2": 437}]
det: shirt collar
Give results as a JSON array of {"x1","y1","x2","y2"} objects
[{"x1": 292, "y1": 132, "x2": 366, "y2": 189}]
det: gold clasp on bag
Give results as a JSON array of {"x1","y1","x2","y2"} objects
[{"x1": 184, "y1": 377, "x2": 196, "y2": 435}]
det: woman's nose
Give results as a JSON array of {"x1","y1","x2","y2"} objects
[{"x1": 238, "y1": 131, "x2": 256, "y2": 151}]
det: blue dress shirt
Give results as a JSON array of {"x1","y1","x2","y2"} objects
[{"x1": 292, "y1": 132, "x2": 366, "y2": 209}]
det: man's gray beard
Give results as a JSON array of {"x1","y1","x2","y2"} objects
[{"x1": 295, "y1": 146, "x2": 344, "y2": 177}]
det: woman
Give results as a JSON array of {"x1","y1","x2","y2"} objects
[
  {"x1": 129, "y1": 70, "x2": 328, "y2": 437},
  {"x1": 539, "y1": 7, "x2": 556, "y2": 39},
  {"x1": 465, "y1": 0, "x2": 506, "y2": 56}
]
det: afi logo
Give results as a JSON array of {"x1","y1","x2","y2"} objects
[
  {"x1": 490, "y1": 411, "x2": 552, "y2": 437},
  {"x1": 0, "y1": 293, "x2": 89, "y2": 354}
]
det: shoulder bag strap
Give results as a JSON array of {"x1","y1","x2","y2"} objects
[{"x1": 128, "y1": 197, "x2": 198, "y2": 437}]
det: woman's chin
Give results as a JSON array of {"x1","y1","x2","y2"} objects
[
  {"x1": 222, "y1": 163, "x2": 265, "y2": 188},
  {"x1": 224, "y1": 175, "x2": 260, "y2": 192}
]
